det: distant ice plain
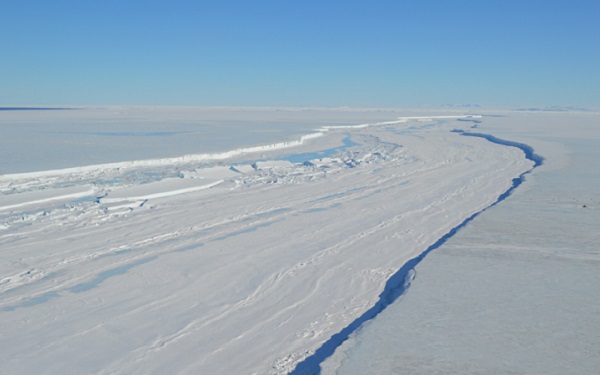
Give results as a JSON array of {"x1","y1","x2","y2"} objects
[
  {"x1": 0, "y1": 107, "x2": 402, "y2": 174},
  {"x1": 1, "y1": 107, "x2": 597, "y2": 374}
]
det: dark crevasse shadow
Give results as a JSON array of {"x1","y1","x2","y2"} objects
[
  {"x1": 452, "y1": 129, "x2": 544, "y2": 167},
  {"x1": 290, "y1": 131, "x2": 543, "y2": 375}
]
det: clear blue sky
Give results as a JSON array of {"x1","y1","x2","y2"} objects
[{"x1": 1, "y1": 0, "x2": 599, "y2": 107}]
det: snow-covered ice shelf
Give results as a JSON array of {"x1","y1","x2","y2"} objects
[{"x1": 0, "y1": 110, "x2": 532, "y2": 374}]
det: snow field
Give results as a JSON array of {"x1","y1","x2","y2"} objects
[{"x1": 0, "y1": 115, "x2": 530, "y2": 374}]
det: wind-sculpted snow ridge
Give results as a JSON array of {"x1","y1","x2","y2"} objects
[{"x1": 290, "y1": 129, "x2": 542, "y2": 375}]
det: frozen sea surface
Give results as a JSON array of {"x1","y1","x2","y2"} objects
[
  {"x1": 324, "y1": 110, "x2": 600, "y2": 375},
  {"x1": 0, "y1": 106, "x2": 406, "y2": 174}
]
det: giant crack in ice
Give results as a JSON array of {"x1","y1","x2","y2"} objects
[{"x1": 290, "y1": 130, "x2": 544, "y2": 375}]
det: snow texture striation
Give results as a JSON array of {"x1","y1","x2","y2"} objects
[{"x1": 0, "y1": 109, "x2": 537, "y2": 374}]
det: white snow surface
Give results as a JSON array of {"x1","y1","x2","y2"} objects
[
  {"x1": 0, "y1": 109, "x2": 532, "y2": 374},
  {"x1": 324, "y1": 110, "x2": 600, "y2": 375}
]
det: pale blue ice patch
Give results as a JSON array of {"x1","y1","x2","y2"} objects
[
  {"x1": 255, "y1": 208, "x2": 291, "y2": 217},
  {"x1": 282, "y1": 136, "x2": 358, "y2": 164},
  {"x1": 2, "y1": 291, "x2": 61, "y2": 311},
  {"x1": 68, "y1": 256, "x2": 158, "y2": 293},
  {"x1": 171, "y1": 242, "x2": 205, "y2": 253},
  {"x1": 302, "y1": 202, "x2": 343, "y2": 214}
]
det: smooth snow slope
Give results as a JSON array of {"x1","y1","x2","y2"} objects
[
  {"x1": 324, "y1": 110, "x2": 600, "y2": 375},
  {"x1": 0, "y1": 112, "x2": 530, "y2": 374}
]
